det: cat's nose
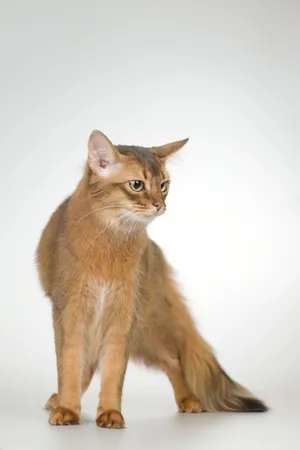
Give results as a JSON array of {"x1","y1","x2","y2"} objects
[{"x1": 153, "y1": 203, "x2": 162, "y2": 212}]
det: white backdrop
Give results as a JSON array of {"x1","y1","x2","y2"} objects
[{"x1": 0, "y1": 1, "x2": 299, "y2": 449}]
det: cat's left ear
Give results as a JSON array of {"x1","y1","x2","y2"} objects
[
  {"x1": 153, "y1": 138, "x2": 189, "y2": 159},
  {"x1": 88, "y1": 130, "x2": 121, "y2": 178}
]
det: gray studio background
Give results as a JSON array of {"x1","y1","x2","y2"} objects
[{"x1": 0, "y1": 1, "x2": 299, "y2": 449}]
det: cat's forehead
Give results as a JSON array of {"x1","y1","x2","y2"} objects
[{"x1": 116, "y1": 145, "x2": 165, "y2": 178}]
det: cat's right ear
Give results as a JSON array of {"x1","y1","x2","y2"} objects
[{"x1": 88, "y1": 130, "x2": 121, "y2": 178}]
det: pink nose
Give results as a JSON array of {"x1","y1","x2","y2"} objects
[{"x1": 153, "y1": 203, "x2": 162, "y2": 212}]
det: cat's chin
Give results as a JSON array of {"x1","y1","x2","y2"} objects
[
  {"x1": 119, "y1": 209, "x2": 156, "y2": 225},
  {"x1": 134, "y1": 214, "x2": 156, "y2": 225}
]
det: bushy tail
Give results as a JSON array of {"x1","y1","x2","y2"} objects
[{"x1": 181, "y1": 330, "x2": 268, "y2": 412}]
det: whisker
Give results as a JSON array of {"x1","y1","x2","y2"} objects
[
  {"x1": 128, "y1": 219, "x2": 134, "y2": 245},
  {"x1": 128, "y1": 218, "x2": 137, "y2": 242},
  {"x1": 128, "y1": 218, "x2": 135, "y2": 238},
  {"x1": 109, "y1": 213, "x2": 134, "y2": 242},
  {"x1": 130, "y1": 218, "x2": 138, "y2": 245},
  {"x1": 114, "y1": 215, "x2": 134, "y2": 240},
  {"x1": 73, "y1": 204, "x2": 132, "y2": 230},
  {"x1": 83, "y1": 211, "x2": 131, "y2": 256}
]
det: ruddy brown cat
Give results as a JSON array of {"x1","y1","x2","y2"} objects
[{"x1": 36, "y1": 130, "x2": 267, "y2": 428}]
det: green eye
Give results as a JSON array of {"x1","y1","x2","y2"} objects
[
  {"x1": 129, "y1": 180, "x2": 144, "y2": 192},
  {"x1": 160, "y1": 181, "x2": 169, "y2": 193}
]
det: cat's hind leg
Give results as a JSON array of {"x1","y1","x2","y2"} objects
[
  {"x1": 130, "y1": 338, "x2": 202, "y2": 414},
  {"x1": 45, "y1": 393, "x2": 59, "y2": 410},
  {"x1": 166, "y1": 361, "x2": 202, "y2": 413},
  {"x1": 158, "y1": 355, "x2": 202, "y2": 413}
]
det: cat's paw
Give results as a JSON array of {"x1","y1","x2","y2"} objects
[
  {"x1": 96, "y1": 410, "x2": 125, "y2": 429},
  {"x1": 45, "y1": 393, "x2": 58, "y2": 410},
  {"x1": 49, "y1": 406, "x2": 80, "y2": 425},
  {"x1": 179, "y1": 396, "x2": 202, "y2": 413}
]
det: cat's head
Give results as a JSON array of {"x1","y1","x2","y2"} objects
[{"x1": 86, "y1": 130, "x2": 188, "y2": 225}]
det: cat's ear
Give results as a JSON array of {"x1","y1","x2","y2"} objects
[
  {"x1": 153, "y1": 138, "x2": 189, "y2": 159},
  {"x1": 88, "y1": 130, "x2": 121, "y2": 178}
]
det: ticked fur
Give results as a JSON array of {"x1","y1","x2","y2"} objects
[{"x1": 37, "y1": 130, "x2": 267, "y2": 428}]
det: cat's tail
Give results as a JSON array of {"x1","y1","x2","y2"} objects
[{"x1": 180, "y1": 330, "x2": 268, "y2": 412}]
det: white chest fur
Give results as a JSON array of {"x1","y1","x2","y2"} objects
[
  {"x1": 86, "y1": 279, "x2": 110, "y2": 362},
  {"x1": 96, "y1": 284, "x2": 107, "y2": 322},
  {"x1": 88, "y1": 279, "x2": 109, "y2": 323}
]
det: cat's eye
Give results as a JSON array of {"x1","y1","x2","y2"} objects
[
  {"x1": 129, "y1": 180, "x2": 144, "y2": 192},
  {"x1": 160, "y1": 181, "x2": 169, "y2": 193}
]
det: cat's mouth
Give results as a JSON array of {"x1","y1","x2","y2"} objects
[
  {"x1": 132, "y1": 208, "x2": 165, "y2": 223},
  {"x1": 133, "y1": 214, "x2": 156, "y2": 224},
  {"x1": 118, "y1": 206, "x2": 165, "y2": 226}
]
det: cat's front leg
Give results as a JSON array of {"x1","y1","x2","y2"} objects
[
  {"x1": 96, "y1": 280, "x2": 135, "y2": 429},
  {"x1": 48, "y1": 307, "x2": 84, "y2": 426}
]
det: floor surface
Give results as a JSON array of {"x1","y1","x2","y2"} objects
[{"x1": 1, "y1": 384, "x2": 299, "y2": 450}]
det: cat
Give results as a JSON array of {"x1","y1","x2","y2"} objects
[{"x1": 36, "y1": 130, "x2": 267, "y2": 428}]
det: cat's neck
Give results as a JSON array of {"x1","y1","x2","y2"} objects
[{"x1": 65, "y1": 179, "x2": 148, "y2": 273}]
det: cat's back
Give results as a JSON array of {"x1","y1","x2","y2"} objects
[{"x1": 36, "y1": 197, "x2": 70, "y2": 295}]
